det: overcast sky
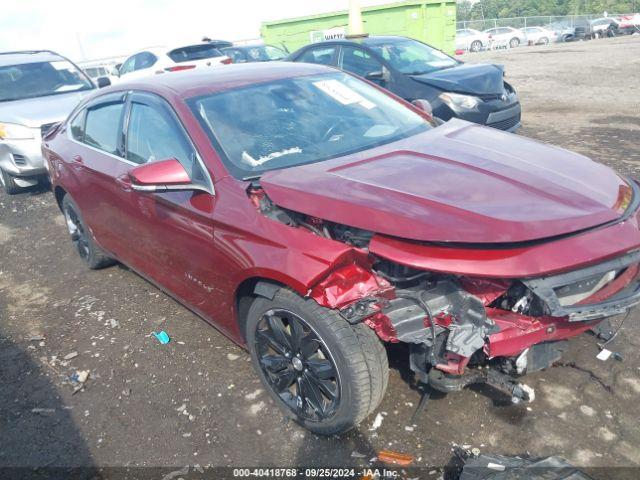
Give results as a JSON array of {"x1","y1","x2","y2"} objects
[{"x1": 0, "y1": 0, "x2": 393, "y2": 62}]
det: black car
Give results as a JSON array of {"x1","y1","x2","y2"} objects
[
  {"x1": 288, "y1": 36, "x2": 521, "y2": 132},
  {"x1": 221, "y1": 45, "x2": 288, "y2": 63}
]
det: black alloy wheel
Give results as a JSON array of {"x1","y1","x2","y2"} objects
[
  {"x1": 61, "y1": 195, "x2": 115, "y2": 269},
  {"x1": 254, "y1": 308, "x2": 341, "y2": 421},
  {"x1": 64, "y1": 201, "x2": 90, "y2": 261}
]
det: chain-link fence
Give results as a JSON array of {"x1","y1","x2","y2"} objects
[{"x1": 456, "y1": 14, "x2": 630, "y2": 32}]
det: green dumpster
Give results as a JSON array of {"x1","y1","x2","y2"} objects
[{"x1": 261, "y1": 0, "x2": 457, "y2": 55}]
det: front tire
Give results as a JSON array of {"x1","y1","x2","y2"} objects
[
  {"x1": 470, "y1": 40, "x2": 482, "y2": 52},
  {"x1": 246, "y1": 288, "x2": 388, "y2": 435},
  {"x1": 509, "y1": 37, "x2": 520, "y2": 48},
  {"x1": 61, "y1": 195, "x2": 115, "y2": 269},
  {"x1": 0, "y1": 168, "x2": 21, "y2": 195}
]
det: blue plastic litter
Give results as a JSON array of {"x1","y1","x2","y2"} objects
[{"x1": 153, "y1": 331, "x2": 171, "y2": 344}]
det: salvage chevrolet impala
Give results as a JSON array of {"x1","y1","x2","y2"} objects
[{"x1": 43, "y1": 63, "x2": 640, "y2": 435}]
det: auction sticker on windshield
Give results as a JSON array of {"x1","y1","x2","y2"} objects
[{"x1": 313, "y1": 79, "x2": 376, "y2": 109}]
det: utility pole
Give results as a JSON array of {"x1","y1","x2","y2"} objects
[
  {"x1": 75, "y1": 32, "x2": 86, "y2": 61},
  {"x1": 347, "y1": 0, "x2": 366, "y2": 37}
]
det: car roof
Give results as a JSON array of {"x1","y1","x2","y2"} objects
[
  {"x1": 105, "y1": 61, "x2": 336, "y2": 99},
  {"x1": 0, "y1": 50, "x2": 66, "y2": 67},
  {"x1": 298, "y1": 35, "x2": 413, "y2": 48}
]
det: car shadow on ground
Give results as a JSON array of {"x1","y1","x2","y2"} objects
[
  {"x1": 4, "y1": 181, "x2": 51, "y2": 198},
  {"x1": 0, "y1": 326, "x2": 97, "y2": 479}
]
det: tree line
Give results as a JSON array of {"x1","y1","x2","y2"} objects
[{"x1": 457, "y1": 0, "x2": 639, "y2": 21}]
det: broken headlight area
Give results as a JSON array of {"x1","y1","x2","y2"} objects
[
  {"x1": 248, "y1": 186, "x2": 640, "y2": 401},
  {"x1": 248, "y1": 185, "x2": 375, "y2": 248}
]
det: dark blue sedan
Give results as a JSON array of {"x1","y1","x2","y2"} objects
[{"x1": 289, "y1": 36, "x2": 521, "y2": 132}]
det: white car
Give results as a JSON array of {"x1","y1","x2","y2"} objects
[
  {"x1": 455, "y1": 28, "x2": 491, "y2": 52},
  {"x1": 83, "y1": 64, "x2": 119, "y2": 85},
  {"x1": 483, "y1": 27, "x2": 526, "y2": 48},
  {"x1": 521, "y1": 26, "x2": 558, "y2": 45},
  {"x1": 119, "y1": 44, "x2": 231, "y2": 80}
]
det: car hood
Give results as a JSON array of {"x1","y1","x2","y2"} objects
[
  {"x1": 0, "y1": 90, "x2": 92, "y2": 128},
  {"x1": 260, "y1": 120, "x2": 631, "y2": 244},
  {"x1": 411, "y1": 63, "x2": 505, "y2": 95}
]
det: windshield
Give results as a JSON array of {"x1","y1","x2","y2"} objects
[
  {"x1": 0, "y1": 60, "x2": 93, "y2": 102},
  {"x1": 189, "y1": 72, "x2": 430, "y2": 179},
  {"x1": 370, "y1": 39, "x2": 458, "y2": 75}
]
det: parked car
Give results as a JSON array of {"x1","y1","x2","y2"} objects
[
  {"x1": 82, "y1": 64, "x2": 119, "y2": 85},
  {"x1": 545, "y1": 21, "x2": 575, "y2": 41},
  {"x1": 201, "y1": 38, "x2": 234, "y2": 49},
  {"x1": 0, "y1": 50, "x2": 107, "y2": 194},
  {"x1": 483, "y1": 27, "x2": 525, "y2": 48},
  {"x1": 591, "y1": 17, "x2": 617, "y2": 38},
  {"x1": 562, "y1": 20, "x2": 594, "y2": 42},
  {"x1": 221, "y1": 45, "x2": 287, "y2": 63},
  {"x1": 43, "y1": 62, "x2": 640, "y2": 435},
  {"x1": 119, "y1": 44, "x2": 231, "y2": 80},
  {"x1": 455, "y1": 28, "x2": 491, "y2": 52},
  {"x1": 521, "y1": 26, "x2": 557, "y2": 44},
  {"x1": 598, "y1": 16, "x2": 638, "y2": 36},
  {"x1": 289, "y1": 36, "x2": 521, "y2": 132}
]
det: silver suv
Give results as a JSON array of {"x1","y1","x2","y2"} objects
[{"x1": 0, "y1": 50, "x2": 108, "y2": 194}]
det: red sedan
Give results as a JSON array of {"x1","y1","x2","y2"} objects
[{"x1": 43, "y1": 63, "x2": 640, "y2": 435}]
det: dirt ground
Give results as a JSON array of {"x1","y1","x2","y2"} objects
[{"x1": 1, "y1": 36, "x2": 639, "y2": 479}]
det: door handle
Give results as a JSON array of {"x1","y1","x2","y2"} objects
[
  {"x1": 72, "y1": 155, "x2": 84, "y2": 164},
  {"x1": 115, "y1": 174, "x2": 133, "y2": 192}
]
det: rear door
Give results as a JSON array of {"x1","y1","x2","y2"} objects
[
  {"x1": 66, "y1": 92, "x2": 131, "y2": 256},
  {"x1": 119, "y1": 92, "x2": 219, "y2": 313}
]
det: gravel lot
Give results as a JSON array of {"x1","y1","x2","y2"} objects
[{"x1": 1, "y1": 35, "x2": 639, "y2": 478}]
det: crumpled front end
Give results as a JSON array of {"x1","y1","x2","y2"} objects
[{"x1": 248, "y1": 181, "x2": 640, "y2": 402}]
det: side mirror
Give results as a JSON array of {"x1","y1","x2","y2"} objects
[
  {"x1": 365, "y1": 66, "x2": 390, "y2": 83},
  {"x1": 97, "y1": 77, "x2": 111, "y2": 88},
  {"x1": 128, "y1": 158, "x2": 204, "y2": 193}
]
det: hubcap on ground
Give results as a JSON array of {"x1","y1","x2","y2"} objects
[{"x1": 254, "y1": 309, "x2": 341, "y2": 422}]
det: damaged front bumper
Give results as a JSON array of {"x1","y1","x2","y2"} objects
[
  {"x1": 523, "y1": 249, "x2": 640, "y2": 321},
  {"x1": 311, "y1": 249, "x2": 640, "y2": 401}
]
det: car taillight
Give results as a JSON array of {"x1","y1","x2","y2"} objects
[
  {"x1": 165, "y1": 65, "x2": 196, "y2": 72},
  {"x1": 221, "y1": 57, "x2": 233, "y2": 65}
]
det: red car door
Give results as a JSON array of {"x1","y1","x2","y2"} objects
[
  {"x1": 116, "y1": 92, "x2": 219, "y2": 316},
  {"x1": 66, "y1": 92, "x2": 134, "y2": 259}
]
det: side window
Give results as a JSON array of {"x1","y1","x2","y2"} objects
[
  {"x1": 135, "y1": 52, "x2": 157, "y2": 71},
  {"x1": 70, "y1": 109, "x2": 86, "y2": 141},
  {"x1": 120, "y1": 56, "x2": 136, "y2": 75},
  {"x1": 226, "y1": 49, "x2": 246, "y2": 63},
  {"x1": 126, "y1": 101, "x2": 204, "y2": 183},
  {"x1": 298, "y1": 46, "x2": 337, "y2": 65},
  {"x1": 340, "y1": 46, "x2": 383, "y2": 78},
  {"x1": 83, "y1": 101, "x2": 124, "y2": 155}
]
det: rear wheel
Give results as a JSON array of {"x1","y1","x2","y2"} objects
[
  {"x1": 510, "y1": 37, "x2": 520, "y2": 48},
  {"x1": 245, "y1": 288, "x2": 388, "y2": 435},
  {"x1": 470, "y1": 40, "x2": 482, "y2": 52},
  {"x1": 61, "y1": 195, "x2": 115, "y2": 269},
  {"x1": 0, "y1": 168, "x2": 21, "y2": 195}
]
